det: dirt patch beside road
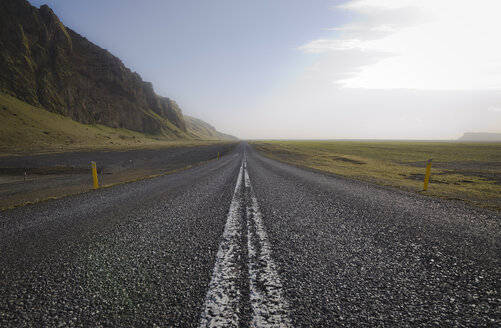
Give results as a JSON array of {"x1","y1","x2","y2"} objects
[{"x1": 0, "y1": 142, "x2": 238, "y2": 209}]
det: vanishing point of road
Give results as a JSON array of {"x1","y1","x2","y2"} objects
[{"x1": 0, "y1": 143, "x2": 499, "y2": 327}]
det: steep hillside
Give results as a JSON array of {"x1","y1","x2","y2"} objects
[
  {"x1": 0, "y1": 0, "x2": 233, "y2": 141},
  {"x1": 0, "y1": 92, "x2": 235, "y2": 154},
  {"x1": 185, "y1": 116, "x2": 237, "y2": 140},
  {"x1": 0, "y1": 92, "x2": 162, "y2": 153}
]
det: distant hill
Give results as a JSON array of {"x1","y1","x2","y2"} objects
[
  {"x1": 185, "y1": 116, "x2": 237, "y2": 141},
  {"x1": 458, "y1": 133, "x2": 501, "y2": 142},
  {"x1": 0, "y1": 0, "x2": 234, "y2": 141}
]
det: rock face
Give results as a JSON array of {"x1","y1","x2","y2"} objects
[{"x1": 0, "y1": 0, "x2": 189, "y2": 138}]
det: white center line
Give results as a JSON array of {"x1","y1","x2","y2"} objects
[
  {"x1": 200, "y1": 158, "x2": 291, "y2": 327},
  {"x1": 244, "y1": 161, "x2": 292, "y2": 327},
  {"x1": 199, "y1": 162, "x2": 244, "y2": 327}
]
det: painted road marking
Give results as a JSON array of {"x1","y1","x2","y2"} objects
[
  {"x1": 200, "y1": 162, "x2": 244, "y2": 327},
  {"x1": 200, "y1": 159, "x2": 291, "y2": 327},
  {"x1": 244, "y1": 162, "x2": 292, "y2": 327}
]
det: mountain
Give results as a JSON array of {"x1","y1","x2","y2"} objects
[
  {"x1": 458, "y1": 132, "x2": 501, "y2": 142},
  {"x1": 0, "y1": 0, "x2": 235, "y2": 141},
  {"x1": 185, "y1": 116, "x2": 238, "y2": 141}
]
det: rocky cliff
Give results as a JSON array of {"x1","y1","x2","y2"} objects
[{"x1": 0, "y1": 0, "x2": 198, "y2": 139}]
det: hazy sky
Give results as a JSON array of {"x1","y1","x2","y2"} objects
[{"x1": 28, "y1": 0, "x2": 501, "y2": 139}]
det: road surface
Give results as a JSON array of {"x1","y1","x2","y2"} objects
[{"x1": 1, "y1": 142, "x2": 499, "y2": 327}]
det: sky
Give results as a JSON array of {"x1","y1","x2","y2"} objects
[{"x1": 28, "y1": 0, "x2": 501, "y2": 139}]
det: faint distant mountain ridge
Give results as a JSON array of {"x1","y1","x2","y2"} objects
[
  {"x1": 458, "y1": 132, "x2": 501, "y2": 141},
  {"x1": 0, "y1": 0, "x2": 235, "y2": 140},
  {"x1": 185, "y1": 116, "x2": 237, "y2": 140}
]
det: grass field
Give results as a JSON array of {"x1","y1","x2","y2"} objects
[
  {"x1": 0, "y1": 92, "x2": 231, "y2": 156},
  {"x1": 251, "y1": 140, "x2": 501, "y2": 211},
  {"x1": 0, "y1": 92, "x2": 240, "y2": 209}
]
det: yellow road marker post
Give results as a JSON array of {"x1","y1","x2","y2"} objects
[
  {"x1": 218, "y1": 152, "x2": 220, "y2": 160},
  {"x1": 423, "y1": 159, "x2": 432, "y2": 191},
  {"x1": 91, "y1": 161, "x2": 99, "y2": 189}
]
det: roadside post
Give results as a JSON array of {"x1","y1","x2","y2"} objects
[
  {"x1": 91, "y1": 161, "x2": 99, "y2": 189},
  {"x1": 218, "y1": 152, "x2": 220, "y2": 160},
  {"x1": 423, "y1": 159, "x2": 432, "y2": 191}
]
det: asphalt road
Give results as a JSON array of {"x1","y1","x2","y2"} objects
[{"x1": 0, "y1": 142, "x2": 499, "y2": 327}]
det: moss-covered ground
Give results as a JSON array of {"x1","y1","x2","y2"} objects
[
  {"x1": 0, "y1": 92, "x2": 230, "y2": 156},
  {"x1": 251, "y1": 140, "x2": 501, "y2": 211}
]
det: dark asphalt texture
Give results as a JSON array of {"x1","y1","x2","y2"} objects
[{"x1": 1, "y1": 142, "x2": 500, "y2": 327}]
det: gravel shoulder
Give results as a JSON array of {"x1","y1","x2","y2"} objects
[{"x1": 0, "y1": 142, "x2": 237, "y2": 209}]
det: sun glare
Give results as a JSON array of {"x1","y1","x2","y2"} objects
[{"x1": 333, "y1": 0, "x2": 501, "y2": 89}]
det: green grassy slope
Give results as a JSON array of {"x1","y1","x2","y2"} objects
[
  {"x1": 0, "y1": 92, "x2": 232, "y2": 155},
  {"x1": 251, "y1": 140, "x2": 501, "y2": 211},
  {"x1": 185, "y1": 116, "x2": 237, "y2": 141}
]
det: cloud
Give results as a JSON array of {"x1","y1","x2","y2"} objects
[
  {"x1": 298, "y1": 39, "x2": 365, "y2": 52},
  {"x1": 331, "y1": 2, "x2": 429, "y2": 40},
  {"x1": 241, "y1": 0, "x2": 501, "y2": 139},
  {"x1": 299, "y1": 0, "x2": 501, "y2": 90},
  {"x1": 297, "y1": 49, "x2": 389, "y2": 87}
]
